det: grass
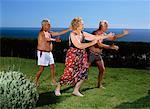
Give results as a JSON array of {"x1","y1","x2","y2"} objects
[{"x1": 0, "y1": 57, "x2": 150, "y2": 109}]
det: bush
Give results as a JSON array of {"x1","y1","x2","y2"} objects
[{"x1": 0, "y1": 70, "x2": 39, "y2": 109}]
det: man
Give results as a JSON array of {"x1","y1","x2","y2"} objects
[
  {"x1": 88, "y1": 20, "x2": 129, "y2": 88},
  {"x1": 35, "y1": 19, "x2": 71, "y2": 87}
]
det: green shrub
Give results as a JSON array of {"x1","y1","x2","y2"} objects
[{"x1": 0, "y1": 71, "x2": 39, "y2": 109}]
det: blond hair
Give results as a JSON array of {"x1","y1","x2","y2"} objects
[{"x1": 71, "y1": 17, "x2": 83, "y2": 30}]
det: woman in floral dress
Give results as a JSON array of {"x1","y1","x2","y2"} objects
[{"x1": 55, "y1": 17, "x2": 112, "y2": 97}]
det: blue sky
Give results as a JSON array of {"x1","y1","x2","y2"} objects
[{"x1": 1, "y1": 0, "x2": 150, "y2": 29}]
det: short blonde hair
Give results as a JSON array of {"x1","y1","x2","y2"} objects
[{"x1": 71, "y1": 17, "x2": 83, "y2": 30}]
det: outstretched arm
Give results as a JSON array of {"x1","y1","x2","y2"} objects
[
  {"x1": 108, "y1": 29, "x2": 129, "y2": 41},
  {"x1": 83, "y1": 31, "x2": 114, "y2": 41},
  {"x1": 51, "y1": 28, "x2": 71, "y2": 37},
  {"x1": 45, "y1": 37, "x2": 61, "y2": 42},
  {"x1": 70, "y1": 33, "x2": 97, "y2": 49}
]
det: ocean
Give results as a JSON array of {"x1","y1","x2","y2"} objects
[{"x1": 0, "y1": 27, "x2": 150, "y2": 42}]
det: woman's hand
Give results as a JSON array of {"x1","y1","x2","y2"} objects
[
  {"x1": 107, "y1": 32, "x2": 116, "y2": 40},
  {"x1": 96, "y1": 32, "x2": 116, "y2": 41}
]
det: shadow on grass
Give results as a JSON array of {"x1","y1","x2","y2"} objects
[
  {"x1": 36, "y1": 86, "x2": 98, "y2": 107},
  {"x1": 36, "y1": 91, "x2": 58, "y2": 107},
  {"x1": 36, "y1": 86, "x2": 74, "y2": 107},
  {"x1": 81, "y1": 87, "x2": 97, "y2": 92},
  {"x1": 115, "y1": 90, "x2": 150, "y2": 109}
]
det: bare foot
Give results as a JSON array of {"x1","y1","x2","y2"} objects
[
  {"x1": 35, "y1": 81, "x2": 40, "y2": 87},
  {"x1": 97, "y1": 85, "x2": 106, "y2": 89},
  {"x1": 72, "y1": 91, "x2": 84, "y2": 97},
  {"x1": 55, "y1": 90, "x2": 61, "y2": 96}
]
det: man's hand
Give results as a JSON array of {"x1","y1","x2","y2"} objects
[
  {"x1": 122, "y1": 29, "x2": 129, "y2": 35},
  {"x1": 108, "y1": 30, "x2": 129, "y2": 41},
  {"x1": 55, "y1": 38, "x2": 61, "y2": 42},
  {"x1": 114, "y1": 29, "x2": 129, "y2": 39}
]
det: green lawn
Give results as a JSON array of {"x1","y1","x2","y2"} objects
[{"x1": 0, "y1": 57, "x2": 150, "y2": 109}]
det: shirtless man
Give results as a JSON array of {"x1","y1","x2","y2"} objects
[
  {"x1": 35, "y1": 19, "x2": 71, "y2": 87},
  {"x1": 88, "y1": 20, "x2": 129, "y2": 88}
]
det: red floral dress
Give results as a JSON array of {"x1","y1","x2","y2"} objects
[{"x1": 59, "y1": 46, "x2": 88, "y2": 86}]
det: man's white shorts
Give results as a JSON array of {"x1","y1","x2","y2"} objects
[{"x1": 37, "y1": 50, "x2": 54, "y2": 66}]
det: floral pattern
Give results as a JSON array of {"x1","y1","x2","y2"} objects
[{"x1": 60, "y1": 47, "x2": 88, "y2": 86}]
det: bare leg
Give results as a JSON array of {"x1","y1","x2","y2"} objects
[
  {"x1": 50, "y1": 64, "x2": 57, "y2": 85},
  {"x1": 35, "y1": 66, "x2": 44, "y2": 87},
  {"x1": 72, "y1": 80, "x2": 84, "y2": 97},
  {"x1": 87, "y1": 62, "x2": 91, "y2": 75},
  {"x1": 96, "y1": 60, "x2": 105, "y2": 88}
]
